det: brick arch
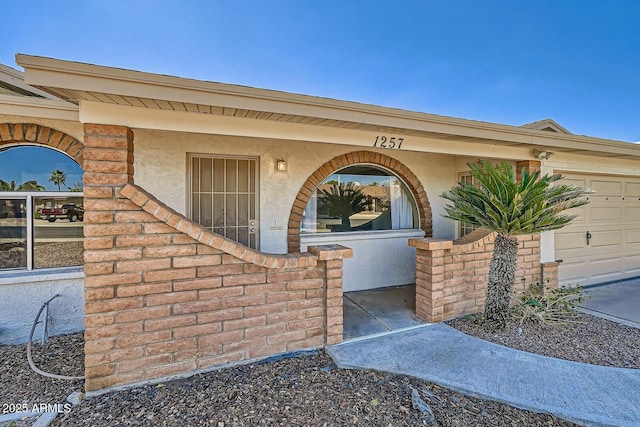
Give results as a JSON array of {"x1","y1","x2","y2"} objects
[
  {"x1": 0, "y1": 123, "x2": 84, "y2": 166},
  {"x1": 288, "y1": 150, "x2": 432, "y2": 252}
]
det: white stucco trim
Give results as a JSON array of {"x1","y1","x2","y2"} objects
[
  {"x1": 300, "y1": 229, "x2": 425, "y2": 244},
  {"x1": 16, "y1": 54, "x2": 640, "y2": 158},
  {"x1": 0, "y1": 94, "x2": 78, "y2": 121},
  {"x1": 0, "y1": 266, "x2": 83, "y2": 286}
]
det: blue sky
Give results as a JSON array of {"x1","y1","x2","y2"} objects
[
  {"x1": 0, "y1": 146, "x2": 83, "y2": 191},
  {"x1": 1, "y1": 0, "x2": 639, "y2": 147}
]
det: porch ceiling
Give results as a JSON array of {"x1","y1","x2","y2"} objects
[{"x1": 15, "y1": 54, "x2": 640, "y2": 160}]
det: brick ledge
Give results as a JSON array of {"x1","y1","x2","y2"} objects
[{"x1": 119, "y1": 183, "x2": 353, "y2": 268}]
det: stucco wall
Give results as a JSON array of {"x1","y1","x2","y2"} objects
[
  {"x1": 133, "y1": 129, "x2": 458, "y2": 254},
  {"x1": 300, "y1": 229, "x2": 424, "y2": 292},
  {"x1": 0, "y1": 269, "x2": 85, "y2": 344}
]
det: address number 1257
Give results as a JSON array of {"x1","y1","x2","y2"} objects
[{"x1": 373, "y1": 135, "x2": 404, "y2": 149}]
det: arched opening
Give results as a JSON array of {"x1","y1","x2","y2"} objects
[
  {"x1": 287, "y1": 150, "x2": 432, "y2": 252},
  {"x1": 292, "y1": 151, "x2": 431, "y2": 340},
  {"x1": 0, "y1": 128, "x2": 84, "y2": 271},
  {"x1": 300, "y1": 164, "x2": 419, "y2": 234}
]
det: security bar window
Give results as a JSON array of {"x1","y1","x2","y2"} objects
[{"x1": 189, "y1": 155, "x2": 259, "y2": 249}]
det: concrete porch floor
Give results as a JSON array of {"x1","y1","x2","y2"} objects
[{"x1": 343, "y1": 284, "x2": 426, "y2": 340}]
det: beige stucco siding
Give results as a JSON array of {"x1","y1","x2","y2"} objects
[{"x1": 132, "y1": 129, "x2": 458, "y2": 254}]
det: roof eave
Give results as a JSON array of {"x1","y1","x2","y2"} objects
[{"x1": 15, "y1": 54, "x2": 640, "y2": 159}]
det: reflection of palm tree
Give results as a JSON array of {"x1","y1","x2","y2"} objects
[
  {"x1": 69, "y1": 181, "x2": 83, "y2": 192},
  {"x1": 49, "y1": 169, "x2": 67, "y2": 191},
  {"x1": 0, "y1": 179, "x2": 45, "y2": 191},
  {"x1": 319, "y1": 183, "x2": 369, "y2": 229}
]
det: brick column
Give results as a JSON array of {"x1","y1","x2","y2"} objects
[
  {"x1": 82, "y1": 124, "x2": 136, "y2": 391},
  {"x1": 541, "y1": 261, "x2": 560, "y2": 290},
  {"x1": 516, "y1": 160, "x2": 541, "y2": 182},
  {"x1": 308, "y1": 245, "x2": 353, "y2": 345},
  {"x1": 409, "y1": 239, "x2": 453, "y2": 322}
]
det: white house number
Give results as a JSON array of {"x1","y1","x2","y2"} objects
[{"x1": 373, "y1": 135, "x2": 404, "y2": 149}]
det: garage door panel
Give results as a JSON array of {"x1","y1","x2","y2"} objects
[
  {"x1": 562, "y1": 177, "x2": 587, "y2": 187},
  {"x1": 626, "y1": 229, "x2": 640, "y2": 244},
  {"x1": 557, "y1": 261, "x2": 588, "y2": 284},
  {"x1": 624, "y1": 206, "x2": 640, "y2": 221},
  {"x1": 590, "y1": 206, "x2": 622, "y2": 222},
  {"x1": 566, "y1": 208, "x2": 586, "y2": 223},
  {"x1": 590, "y1": 179, "x2": 622, "y2": 196},
  {"x1": 625, "y1": 182, "x2": 640, "y2": 196},
  {"x1": 555, "y1": 231, "x2": 587, "y2": 251},
  {"x1": 625, "y1": 254, "x2": 640, "y2": 275},
  {"x1": 592, "y1": 270, "x2": 624, "y2": 282},
  {"x1": 590, "y1": 257, "x2": 625, "y2": 282},
  {"x1": 590, "y1": 230, "x2": 622, "y2": 248},
  {"x1": 556, "y1": 173, "x2": 640, "y2": 286}
]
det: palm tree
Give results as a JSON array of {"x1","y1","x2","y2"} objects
[
  {"x1": 441, "y1": 161, "x2": 591, "y2": 328},
  {"x1": 0, "y1": 179, "x2": 45, "y2": 191},
  {"x1": 49, "y1": 169, "x2": 67, "y2": 191},
  {"x1": 319, "y1": 183, "x2": 370, "y2": 230},
  {"x1": 68, "y1": 181, "x2": 83, "y2": 192}
]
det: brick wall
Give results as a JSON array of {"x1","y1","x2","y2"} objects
[
  {"x1": 82, "y1": 124, "x2": 351, "y2": 392},
  {"x1": 409, "y1": 228, "x2": 549, "y2": 322}
]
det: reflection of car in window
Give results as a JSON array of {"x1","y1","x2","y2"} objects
[{"x1": 40, "y1": 203, "x2": 84, "y2": 222}]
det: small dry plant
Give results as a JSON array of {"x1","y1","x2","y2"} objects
[{"x1": 511, "y1": 280, "x2": 589, "y2": 327}]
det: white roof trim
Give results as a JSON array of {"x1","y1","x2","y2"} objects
[
  {"x1": 522, "y1": 118, "x2": 572, "y2": 134},
  {"x1": 0, "y1": 63, "x2": 67, "y2": 101},
  {"x1": 14, "y1": 54, "x2": 640, "y2": 158},
  {"x1": 0, "y1": 93, "x2": 79, "y2": 121}
]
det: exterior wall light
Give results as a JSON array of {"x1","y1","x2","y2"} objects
[
  {"x1": 276, "y1": 158, "x2": 287, "y2": 171},
  {"x1": 533, "y1": 149, "x2": 554, "y2": 160}
]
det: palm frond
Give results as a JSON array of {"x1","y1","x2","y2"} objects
[{"x1": 441, "y1": 161, "x2": 592, "y2": 235}]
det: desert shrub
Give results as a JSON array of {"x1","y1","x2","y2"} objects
[{"x1": 511, "y1": 281, "x2": 589, "y2": 326}]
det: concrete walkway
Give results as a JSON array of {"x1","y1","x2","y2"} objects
[
  {"x1": 328, "y1": 323, "x2": 640, "y2": 427},
  {"x1": 580, "y1": 278, "x2": 640, "y2": 328}
]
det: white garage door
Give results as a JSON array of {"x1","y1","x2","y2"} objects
[{"x1": 555, "y1": 173, "x2": 640, "y2": 286}]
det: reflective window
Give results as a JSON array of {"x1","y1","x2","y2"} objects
[
  {"x1": 301, "y1": 165, "x2": 418, "y2": 233},
  {"x1": 458, "y1": 172, "x2": 479, "y2": 237},
  {"x1": 0, "y1": 146, "x2": 83, "y2": 271},
  {"x1": 34, "y1": 196, "x2": 84, "y2": 269},
  {"x1": 0, "y1": 198, "x2": 27, "y2": 269}
]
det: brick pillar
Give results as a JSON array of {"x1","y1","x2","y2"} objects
[
  {"x1": 83, "y1": 124, "x2": 136, "y2": 391},
  {"x1": 516, "y1": 160, "x2": 541, "y2": 182},
  {"x1": 409, "y1": 239, "x2": 453, "y2": 322},
  {"x1": 541, "y1": 261, "x2": 560, "y2": 290},
  {"x1": 308, "y1": 245, "x2": 353, "y2": 345},
  {"x1": 324, "y1": 259, "x2": 344, "y2": 345}
]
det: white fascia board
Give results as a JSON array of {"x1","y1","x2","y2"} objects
[
  {"x1": 17, "y1": 54, "x2": 640, "y2": 157},
  {"x1": 0, "y1": 63, "x2": 66, "y2": 100},
  {"x1": 15, "y1": 55, "x2": 568, "y2": 143},
  {"x1": 80, "y1": 100, "x2": 533, "y2": 160},
  {"x1": 0, "y1": 94, "x2": 79, "y2": 121}
]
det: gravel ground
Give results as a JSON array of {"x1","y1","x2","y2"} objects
[
  {"x1": 447, "y1": 313, "x2": 640, "y2": 369},
  {"x1": 2, "y1": 313, "x2": 637, "y2": 426},
  {"x1": 34, "y1": 241, "x2": 84, "y2": 269},
  {"x1": 0, "y1": 333, "x2": 84, "y2": 426}
]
